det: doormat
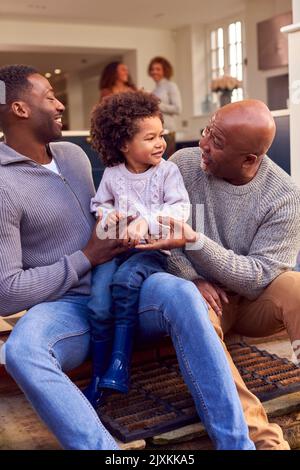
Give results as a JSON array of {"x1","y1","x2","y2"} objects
[{"x1": 97, "y1": 342, "x2": 300, "y2": 443}]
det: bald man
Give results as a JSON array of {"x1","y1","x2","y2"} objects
[
  {"x1": 169, "y1": 100, "x2": 300, "y2": 448},
  {"x1": 138, "y1": 100, "x2": 300, "y2": 449}
]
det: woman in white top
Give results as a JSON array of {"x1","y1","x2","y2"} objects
[{"x1": 148, "y1": 56, "x2": 182, "y2": 158}]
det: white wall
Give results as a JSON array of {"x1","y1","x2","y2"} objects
[
  {"x1": 0, "y1": 18, "x2": 176, "y2": 129},
  {"x1": 174, "y1": 25, "x2": 209, "y2": 140},
  {"x1": 0, "y1": 4, "x2": 293, "y2": 135},
  {"x1": 172, "y1": 0, "x2": 292, "y2": 140},
  {"x1": 0, "y1": 18, "x2": 176, "y2": 90},
  {"x1": 244, "y1": 0, "x2": 292, "y2": 103},
  {"x1": 292, "y1": 0, "x2": 300, "y2": 22},
  {"x1": 81, "y1": 74, "x2": 102, "y2": 129},
  {"x1": 288, "y1": 30, "x2": 300, "y2": 186},
  {"x1": 67, "y1": 73, "x2": 85, "y2": 130},
  {"x1": 284, "y1": 0, "x2": 300, "y2": 186},
  {"x1": 174, "y1": 26, "x2": 195, "y2": 138}
]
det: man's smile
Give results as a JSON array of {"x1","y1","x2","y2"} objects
[{"x1": 54, "y1": 115, "x2": 63, "y2": 128}]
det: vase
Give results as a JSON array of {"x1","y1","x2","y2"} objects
[{"x1": 219, "y1": 89, "x2": 232, "y2": 107}]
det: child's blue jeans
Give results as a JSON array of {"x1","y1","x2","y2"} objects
[{"x1": 88, "y1": 249, "x2": 168, "y2": 338}]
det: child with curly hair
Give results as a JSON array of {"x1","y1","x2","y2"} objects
[{"x1": 83, "y1": 90, "x2": 190, "y2": 407}]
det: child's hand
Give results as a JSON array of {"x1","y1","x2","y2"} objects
[
  {"x1": 127, "y1": 217, "x2": 149, "y2": 246},
  {"x1": 135, "y1": 217, "x2": 199, "y2": 250},
  {"x1": 105, "y1": 211, "x2": 126, "y2": 228}
]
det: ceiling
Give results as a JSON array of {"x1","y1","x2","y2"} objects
[
  {"x1": 0, "y1": 0, "x2": 246, "y2": 77},
  {"x1": 0, "y1": 0, "x2": 245, "y2": 29},
  {"x1": 0, "y1": 50, "x2": 123, "y2": 76}
]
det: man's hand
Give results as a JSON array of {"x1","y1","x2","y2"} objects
[
  {"x1": 193, "y1": 279, "x2": 229, "y2": 316},
  {"x1": 83, "y1": 215, "x2": 134, "y2": 267},
  {"x1": 135, "y1": 216, "x2": 198, "y2": 251}
]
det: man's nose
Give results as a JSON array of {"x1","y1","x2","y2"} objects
[
  {"x1": 199, "y1": 136, "x2": 205, "y2": 149},
  {"x1": 199, "y1": 135, "x2": 209, "y2": 151},
  {"x1": 56, "y1": 99, "x2": 65, "y2": 112}
]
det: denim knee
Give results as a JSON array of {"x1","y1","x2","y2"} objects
[
  {"x1": 112, "y1": 266, "x2": 142, "y2": 290},
  {"x1": 5, "y1": 328, "x2": 42, "y2": 379},
  {"x1": 141, "y1": 273, "x2": 209, "y2": 328},
  {"x1": 88, "y1": 263, "x2": 117, "y2": 324},
  {"x1": 88, "y1": 295, "x2": 113, "y2": 322},
  {"x1": 149, "y1": 273, "x2": 199, "y2": 303}
]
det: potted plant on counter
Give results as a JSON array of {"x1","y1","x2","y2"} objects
[{"x1": 211, "y1": 75, "x2": 242, "y2": 106}]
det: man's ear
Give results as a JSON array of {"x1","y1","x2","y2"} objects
[
  {"x1": 242, "y1": 154, "x2": 258, "y2": 168},
  {"x1": 11, "y1": 101, "x2": 30, "y2": 119}
]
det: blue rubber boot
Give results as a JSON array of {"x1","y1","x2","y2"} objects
[
  {"x1": 99, "y1": 326, "x2": 135, "y2": 394},
  {"x1": 82, "y1": 337, "x2": 112, "y2": 408}
]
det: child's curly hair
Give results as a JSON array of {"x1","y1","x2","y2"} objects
[{"x1": 91, "y1": 90, "x2": 163, "y2": 166}]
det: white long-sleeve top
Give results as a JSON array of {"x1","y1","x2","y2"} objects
[
  {"x1": 90, "y1": 159, "x2": 190, "y2": 235},
  {"x1": 152, "y1": 78, "x2": 182, "y2": 132}
]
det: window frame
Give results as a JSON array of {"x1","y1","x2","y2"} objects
[{"x1": 206, "y1": 14, "x2": 246, "y2": 103}]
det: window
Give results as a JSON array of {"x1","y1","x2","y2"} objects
[
  {"x1": 210, "y1": 28, "x2": 224, "y2": 79},
  {"x1": 208, "y1": 19, "x2": 244, "y2": 102}
]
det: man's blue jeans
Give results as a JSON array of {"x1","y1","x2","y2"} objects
[
  {"x1": 88, "y1": 250, "x2": 168, "y2": 337},
  {"x1": 3, "y1": 273, "x2": 255, "y2": 450}
]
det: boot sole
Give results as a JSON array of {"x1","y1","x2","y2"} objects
[{"x1": 100, "y1": 380, "x2": 129, "y2": 394}]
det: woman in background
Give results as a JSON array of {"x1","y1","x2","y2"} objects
[
  {"x1": 99, "y1": 61, "x2": 136, "y2": 101},
  {"x1": 148, "y1": 56, "x2": 182, "y2": 158}
]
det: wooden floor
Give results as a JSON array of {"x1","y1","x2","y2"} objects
[
  {"x1": 1, "y1": 325, "x2": 300, "y2": 450},
  {"x1": 0, "y1": 370, "x2": 62, "y2": 450}
]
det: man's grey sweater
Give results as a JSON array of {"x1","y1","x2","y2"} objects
[
  {"x1": 0, "y1": 141, "x2": 95, "y2": 316},
  {"x1": 168, "y1": 147, "x2": 300, "y2": 300}
]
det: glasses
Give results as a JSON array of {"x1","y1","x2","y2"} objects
[
  {"x1": 202, "y1": 126, "x2": 215, "y2": 139},
  {"x1": 201, "y1": 125, "x2": 223, "y2": 149}
]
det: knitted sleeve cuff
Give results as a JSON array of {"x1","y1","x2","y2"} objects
[{"x1": 69, "y1": 250, "x2": 92, "y2": 278}]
